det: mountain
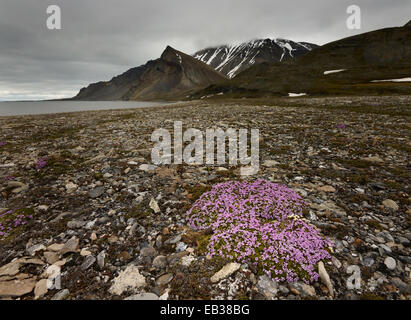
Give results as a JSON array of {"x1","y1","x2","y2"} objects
[
  {"x1": 193, "y1": 39, "x2": 318, "y2": 78},
  {"x1": 405, "y1": 20, "x2": 411, "y2": 27},
  {"x1": 193, "y1": 24, "x2": 411, "y2": 97},
  {"x1": 73, "y1": 46, "x2": 227, "y2": 101}
]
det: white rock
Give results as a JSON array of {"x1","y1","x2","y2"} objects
[
  {"x1": 211, "y1": 263, "x2": 241, "y2": 283},
  {"x1": 384, "y1": 257, "x2": 396, "y2": 270},
  {"x1": 318, "y1": 261, "x2": 334, "y2": 297},
  {"x1": 34, "y1": 279, "x2": 48, "y2": 299},
  {"x1": 382, "y1": 199, "x2": 399, "y2": 211},
  {"x1": 65, "y1": 182, "x2": 78, "y2": 193},
  {"x1": 139, "y1": 164, "x2": 158, "y2": 172},
  {"x1": 109, "y1": 265, "x2": 146, "y2": 295},
  {"x1": 125, "y1": 292, "x2": 158, "y2": 300},
  {"x1": 263, "y1": 160, "x2": 279, "y2": 167},
  {"x1": 149, "y1": 198, "x2": 161, "y2": 214},
  {"x1": 257, "y1": 275, "x2": 278, "y2": 299},
  {"x1": 181, "y1": 255, "x2": 195, "y2": 267}
]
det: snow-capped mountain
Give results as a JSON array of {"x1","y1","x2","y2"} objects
[{"x1": 193, "y1": 38, "x2": 318, "y2": 78}]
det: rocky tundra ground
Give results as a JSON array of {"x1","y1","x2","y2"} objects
[{"x1": 0, "y1": 96, "x2": 410, "y2": 300}]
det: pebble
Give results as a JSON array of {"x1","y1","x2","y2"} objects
[
  {"x1": 318, "y1": 261, "x2": 334, "y2": 297},
  {"x1": 382, "y1": 199, "x2": 399, "y2": 211},
  {"x1": 257, "y1": 275, "x2": 278, "y2": 299},
  {"x1": 81, "y1": 255, "x2": 96, "y2": 270},
  {"x1": 109, "y1": 265, "x2": 146, "y2": 296},
  {"x1": 384, "y1": 257, "x2": 397, "y2": 270},
  {"x1": 156, "y1": 273, "x2": 174, "y2": 286},
  {"x1": 125, "y1": 293, "x2": 159, "y2": 300},
  {"x1": 51, "y1": 289, "x2": 70, "y2": 300},
  {"x1": 89, "y1": 187, "x2": 105, "y2": 199},
  {"x1": 210, "y1": 263, "x2": 241, "y2": 283}
]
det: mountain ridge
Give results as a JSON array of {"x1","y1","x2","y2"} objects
[
  {"x1": 192, "y1": 25, "x2": 411, "y2": 97},
  {"x1": 193, "y1": 38, "x2": 318, "y2": 78},
  {"x1": 73, "y1": 46, "x2": 226, "y2": 101}
]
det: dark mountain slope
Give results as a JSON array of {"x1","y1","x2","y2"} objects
[{"x1": 73, "y1": 46, "x2": 227, "y2": 101}]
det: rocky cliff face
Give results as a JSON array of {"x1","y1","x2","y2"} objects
[
  {"x1": 73, "y1": 46, "x2": 226, "y2": 101},
  {"x1": 193, "y1": 39, "x2": 317, "y2": 78}
]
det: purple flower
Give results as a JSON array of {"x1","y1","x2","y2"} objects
[
  {"x1": 35, "y1": 157, "x2": 48, "y2": 170},
  {"x1": 186, "y1": 180, "x2": 333, "y2": 283},
  {"x1": 0, "y1": 208, "x2": 34, "y2": 240},
  {"x1": 0, "y1": 142, "x2": 7, "y2": 147},
  {"x1": 337, "y1": 123, "x2": 347, "y2": 129}
]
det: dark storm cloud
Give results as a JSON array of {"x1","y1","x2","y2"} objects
[{"x1": 0, "y1": 0, "x2": 409, "y2": 100}]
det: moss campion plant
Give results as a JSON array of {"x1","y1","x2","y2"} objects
[{"x1": 187, "y1": 179, "x2": 332, "y2": 284}]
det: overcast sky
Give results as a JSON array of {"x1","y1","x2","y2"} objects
[{"x1": 0, "y1": 0, "x2": 409, "y2": 101}]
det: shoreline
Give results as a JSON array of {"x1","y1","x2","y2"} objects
[{"x1": 0, "y1": 100, "x2": 183, "y2": 118}]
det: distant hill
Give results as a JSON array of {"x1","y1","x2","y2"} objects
[
  {"x1": 192, "y1": 25, "x2": 411, "y2": 98},
  {"x1": 73, "y1": 46, "x2": 227, "y2": 101},
  {"x1": 193, "y1": 39, "x2": 317, "y2": 78}
]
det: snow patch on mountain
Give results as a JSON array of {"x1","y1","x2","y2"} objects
[{"x1": 193, "y1": 38, "x2": 318, "y2": 78}]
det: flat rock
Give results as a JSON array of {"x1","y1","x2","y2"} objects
[
  {"x1": 97, "y1": 251, "x2": 106, "y2": 269},
  {"x1": 257, "y1": 275, "x2": 278, "y2": 299},
  {"x1": 149, "y1": 198, "x2": 161, "y2": 213},
  {"x1": 51, "y1": 289, "x2": 70, "y2": 300},
  {"x1": 81, "y1": 255, "x2": 96, "y2": 270},
  {"x1": 318, "y1": 261, "x2": 334, "y2": 297},
  {"x1": 47, "y1": 243, "x2": 64, "y2": 252},
  {"x1": 27, "y1": 244, "x2": 46, "y2": 256},
  {"x1": 125, "y1": 293, "x2": 159, "y2": 300},
  {"x1": 384, "y1": 257, "x2": 396, "y2": 270},
  {"x1": 317, "y1": 185, "x2": 336, "y2": 193},
  {"x1": 156, "y1": 273, "x2": 174, "y2": 286},
  {"x1": 362, "y1": 156, "x2": 384, "y2": 163},
  {"x1": 139, "y1": 164, "x2": 158, "y2": 172},
  {"x1": 89, "y1": 187, "x2": 105, "y2": 198},
  {"x1": 382, "y1": 199, "x2": 399, "y2": 211},
  {"x1": 0, "y1": 277, "x2": 37, "y2": 298},
  {"x1": 60, "y1": 237, "x2": 79, "y2": 255},
  {"x1": 67, "y1": 220, "x2": 86, "y2": 229},
  {"x1": 152, "y1": 255, "x2": 167, "y2": 269},
  {"x1": 109, "y1": 265, "x2": 146, "y2": 296},
  {"x1": 43, "y1": 252, "x2": 60, "y2": 265},
  {"x1": 263, "y1": 160, "x2": 279, "y2": 167},
  {"x1": 34, "y1": 279, "x2": 48, "y2": 299},
  {"x1": 211, "y1": 263, "x2": 241, "y2": 283}
]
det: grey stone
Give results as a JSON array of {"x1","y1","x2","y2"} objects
[
  {"x1": 81, "y1": 255, "x2": 96, "y2": 270},
  {"x1": 51, "y1": 289, "x2": 70, "y2": 300},
  {"x1": 89, "y1": 187, "x2": 105, "y2": 198},
  {"x1": 67, "y1": 220, "x2": 86, "y2": 229},
  {"x1": 384, "y1": 257, "x2": 396, "y2": 270},
  {"x1": 109, "y1": 265, "x2": 146, "y2": 296},
  {"x1": 97, "y1": 251, "x2": 106, "y2": 269},
  {"x1": 140, "y1": 246, "x2": 156, "y2": 258},
  {"x1": 125, "y1": 293, "x2": 159, "y2": 300},
  {"x1": 60, "y1": 236, "x2": 79, "y2": 255},
  {"x1": 257, "y1": 275, "x2": 278, "y2": 299},
  {"x1": 382, "y1": 199, "x2": 399, "y2": 211},
  {"x1": 26, "y1": 244, "x2": 46, "y2": 256},
  {"x1": 152, "y1": 255, "x2": 167, "y2": 269},
  {"x1": 156, "y1": 273, "x2": 174, "y2": 286}
]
